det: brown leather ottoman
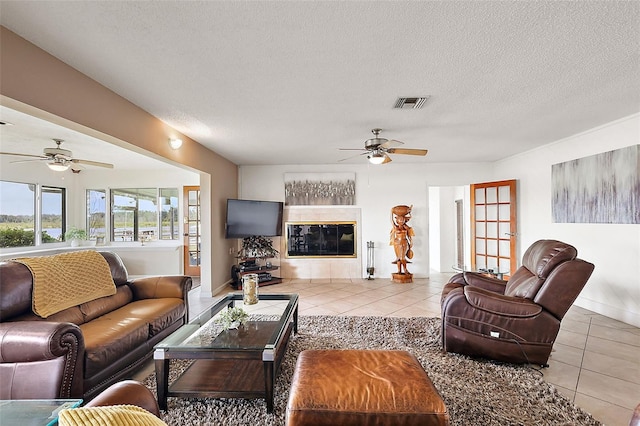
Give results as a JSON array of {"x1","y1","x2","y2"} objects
[{"x1": 285, "y1": 349, "x2": 449, "y2": 426}]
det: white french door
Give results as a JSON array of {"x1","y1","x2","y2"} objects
[
  {"x1": 182, "y1": 186, "x2": 201, "y2": 276},
  {"x1": 470, "y1": 179, "x2": 517, "y2": 278}
]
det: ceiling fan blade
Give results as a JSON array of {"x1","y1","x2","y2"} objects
[
  {"x1": 10, "y1": 158, "x2": 49, "y2": 164},
  {"x1": 71, "y1": 158, "x2": 114, "y2": 168},
  {"x1": 387, "y1": 148, "x2": 428, "y2": 156},
  {"x1": 0, "y1": 152, "x2": 48, "y2": 159},
  {"x1": 380, "y1": 139, "x2": 404, "y2": 149},
  {"x1": 338, "y1": 148, "x2": 367, "y2": 151},
  {"x1": 382, "y1": 154, "x2": 392, "y2": 164},
  {"x1": 338, "y1": 152, "x2": 368, "y2": 162}
]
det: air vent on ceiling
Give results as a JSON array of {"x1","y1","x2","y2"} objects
[{"x1": 393, "y1": 97, "x2": 430, "y2": 109}]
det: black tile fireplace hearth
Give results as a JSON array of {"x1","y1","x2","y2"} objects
[{"x1": 286, "y1": 222, "x2": 356, "y2": 257}]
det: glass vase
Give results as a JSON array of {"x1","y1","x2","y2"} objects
[{"x1": 242, "y1": 273, "x2": 259, "y2": 305}]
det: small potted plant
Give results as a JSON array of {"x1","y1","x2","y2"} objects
[
  {"x1": 65, "y1": 227, "x2": 88, "y2": 247},
  {"x1": 215, "y1": 306, "x2": 249, "y2": 331}
]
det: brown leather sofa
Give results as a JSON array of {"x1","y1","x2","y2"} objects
[
  {"x1": 441, "y1": 239, "x2": 594, "y2": 366},
  {"x1": 0, "y1": 251, "x2": 191, "y2": 400}
]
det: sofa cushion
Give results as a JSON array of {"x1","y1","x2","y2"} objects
[
  {"x1": 80, "y1": 286, "x2": 133, "y2": 322},
  {"x1": 80, "y1": 315, "x2": 149, "y2": 378},
  {"x1": 10, "y1": 305, "x2": 85, "y2": 325},
  {"x1": 115, "y1": 299, "x2": 186, "y2": 337}
]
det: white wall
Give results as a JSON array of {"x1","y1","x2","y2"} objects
[
  {"x1": 239, "y1": 163, "x2": 492, "y2": 280},
  {"x1": 428, "y1": 186, "x2": 460, "y2": 272},
  {"x1": 495, "y1": 113, "x2": 640, "y2": 327},
  {"x1": 428, "y1": 188, "x2": 442, "y2": 271}
]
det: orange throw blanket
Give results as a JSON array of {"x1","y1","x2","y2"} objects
[{"x1": 13, "y1": 250, "x2": 116, "y2": 318}]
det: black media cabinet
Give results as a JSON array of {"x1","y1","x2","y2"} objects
[{"x1": 231, "y1": 264, "x2": 282, "y2": 289}]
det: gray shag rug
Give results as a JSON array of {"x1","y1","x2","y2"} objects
[{"x1": 143, "y1": 315, "x2": 601, "y2": 426}]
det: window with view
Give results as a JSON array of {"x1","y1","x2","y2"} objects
[
  {"x1": 0, "y1": 180, "x2": 66, "y2": 248},
  {"x1": 42, "y1": 186, "x2": 65, "y2": 244},
  {"x1": 107, "y1": 188, "x2": 179, "y2": 242},
  {"x1": 160, "y1": 188, "x2": 179, "y2": 240},
  {"x1": 111, "y1": 188, "x2": 155, "y2": 242},
  {"x1": 87, "y1": 189, "x2": 106, "y2": 242}
]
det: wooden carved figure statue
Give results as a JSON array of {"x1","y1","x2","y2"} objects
[{"x1": 390, "y1": 205, "x2": 414, "y2": 281}]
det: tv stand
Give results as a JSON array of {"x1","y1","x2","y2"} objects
[{"x1": 231, "y1": 264, "x2": 282, "y2": 289}]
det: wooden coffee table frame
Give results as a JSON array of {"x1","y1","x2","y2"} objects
[{"x1": 153, "y1": 293, "x2": 298, "y2": 413}]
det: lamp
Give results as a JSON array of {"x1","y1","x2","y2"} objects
[
  {"x1": 169, "y1": 138, "x2": 183, "y2": 150},
  {"x1": 47, "y1": 159, "x2": 70, "y2": 172},
  {"x1": 367, "y1": 151, "x2": 388, "y2": 165}
]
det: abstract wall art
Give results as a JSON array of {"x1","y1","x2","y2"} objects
[
  {"x1": 284, "y1": 173, "x2": 355, "y2": 206},
  {"x1": 552, "y1": 144, "x2": 640, "y2": 224}
]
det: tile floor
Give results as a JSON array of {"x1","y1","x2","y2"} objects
[{"x1": 173, "y1": 273, "x2": 640, "y2": 425}]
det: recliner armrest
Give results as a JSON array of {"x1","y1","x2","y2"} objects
[
  {"x1": 129, "y1": 275, "x2": 192, "y2": 301},
  {"x1": 0, "y1": 321, "x2": 84, "y2": 362},
  {"x1": 464, "y1": 286, "x2": 542, "y2": 317},
  {"x1": 461, "y1": 272, "x2": 508, "y2": 293}
]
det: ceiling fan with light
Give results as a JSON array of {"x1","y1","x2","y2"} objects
[
  {"x1": 0, "y1": 139, "x2": 114, "y2": 172},
  {"x1": 338, "y1": 128, "x2": 428, "y2": 164}
]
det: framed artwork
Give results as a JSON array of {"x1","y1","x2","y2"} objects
[
  {"x1": 284, "y1": 173, "x2": 355, "y2": 206},
  {"x1": 552, "y1": 144, "x2": 639, "y2": 224}
]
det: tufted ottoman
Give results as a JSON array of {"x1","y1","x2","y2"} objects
[{"x1": 285, "y1": 349, "x2": 449, "y2": 426}]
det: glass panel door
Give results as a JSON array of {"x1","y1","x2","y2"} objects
[
  {"x1": 183, "y1": 186, "x2": 200, "y2": 276},
  {"x1": 470, "y1": 179, "x2": 517, "y2": 278}
]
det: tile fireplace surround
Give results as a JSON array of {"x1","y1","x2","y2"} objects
[{"x1": 279, "y1": 207, "x2": 362, "y2": 280}]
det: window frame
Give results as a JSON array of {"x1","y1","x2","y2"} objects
[{"x1": 99, "y1": 187, "x2": 180, "y2": 243}]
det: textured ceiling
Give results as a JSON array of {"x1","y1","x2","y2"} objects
[{"x1": 0, "y1": 1, "x2": 639, "y2": 167}]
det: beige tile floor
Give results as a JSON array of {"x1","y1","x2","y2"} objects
[{"x1": 175, "y1": 273, "x2": 640, "y2": 425}]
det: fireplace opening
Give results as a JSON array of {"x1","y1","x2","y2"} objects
[{"x1": 286, "y1": 222, "x2": 356, "y2": 257}]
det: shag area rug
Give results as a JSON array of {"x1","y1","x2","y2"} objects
[{"x1": 143, "y1": 315, "x2": 601, "y2": 426}]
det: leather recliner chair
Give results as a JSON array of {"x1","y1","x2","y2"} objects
[{"x1": 440, "y1": 239, "x2": 594, "y2": 366}]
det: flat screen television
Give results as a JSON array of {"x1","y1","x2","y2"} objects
[{"x1": 225, "y1": 199, "x2": 284, "y2": 239}]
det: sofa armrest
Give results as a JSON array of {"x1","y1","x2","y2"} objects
[
  {"x1": 464, "y1": 286, "x2": 542, "y2": 317},
  {"x1": 0, "y1": 321, "x2": 84, "y2": 362},
  {"x1": 0, "y1": 321, "x2": 84, "y2": 398},
  {"x1": 85, "y1": 380, "x2": 160, "y2": 417},
  {"x1": 129, "y1": 275, "x2": 192, "y2": 301}
]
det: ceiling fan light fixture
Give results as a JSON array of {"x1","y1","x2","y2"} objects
[
  {"x1": 47, "y1": 161, "x2": 70, "y2": 172},
  {"x1": 368, "y1": 151, "x2": 387, "y2": 165},
  {"x1": 169, "y1": 138, "x2": 183, "y2": 150}
]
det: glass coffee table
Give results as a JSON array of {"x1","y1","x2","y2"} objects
[
  {"x1": 154, "y1": 293, "x2": 298, "y2": 413},
  {"x1": 0, "y1": 399, "x2": 82, "y2": 425}
]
